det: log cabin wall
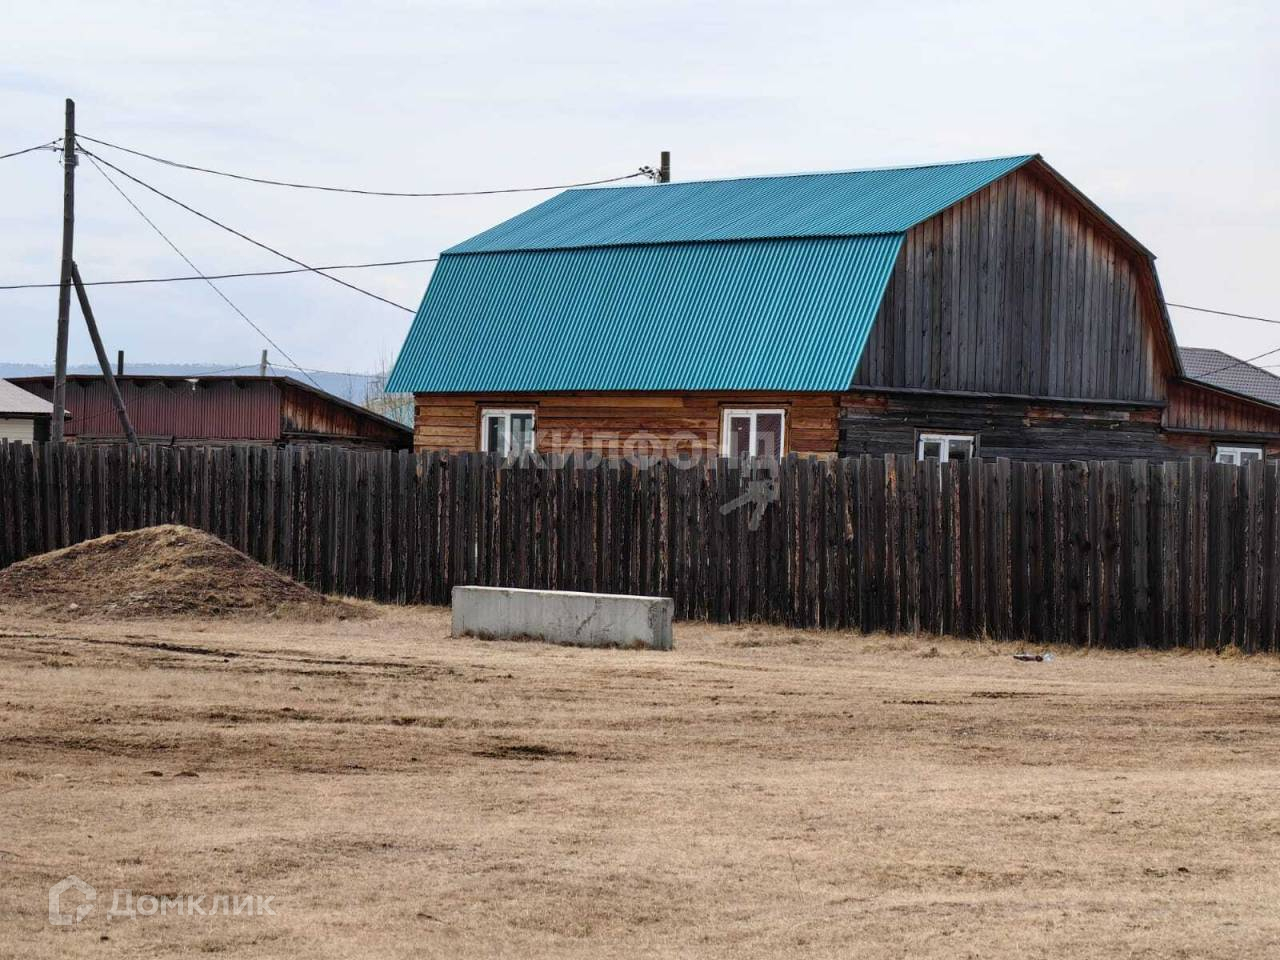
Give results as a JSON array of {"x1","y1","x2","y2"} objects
[
  {"x1": 838, "y1": 390, "x2": 1177, "y2": 461},
  {"x1": 413, "y1": 392, "x2": 840, "y2": 456},
  {"x1": 851, "y1": 164, "x2": 1169, "y2": 403}
]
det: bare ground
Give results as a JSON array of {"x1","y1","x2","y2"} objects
[{"x1": 2, "y1": 606, "x2": 1279, "y2": 958}]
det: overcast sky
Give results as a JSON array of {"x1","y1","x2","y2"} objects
[{"x1": 1, "y1": 1, "x2": 1276, "y2": 377}]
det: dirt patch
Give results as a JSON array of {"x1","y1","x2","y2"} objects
[
  {"x1": 472, "y1": 740, "x2": 579, "y2": 760},
  {"x1": 0, "y1": 525, "x2": 364, "y2": 621},
  {"x1": 971, "y1": 690, "x2": 1044, "y2": 699}
]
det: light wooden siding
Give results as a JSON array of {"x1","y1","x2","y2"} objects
[
  {"x1": 852, "y1": 165, "x2": 1166, "y2": 402},
  {"x1": 413, "y1": 392, "x2": 840, "y2": 456},
  {"x1": 0, "y1": 417, "x2": 35, "y2": 443},
  {"x1": 1163, "y1": 380, "x2": 1280, "y2": 438}
]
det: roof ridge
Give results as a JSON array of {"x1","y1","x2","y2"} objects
[
  {"x1": 445, "y1": 154, "x2": 1036, "y2": 254},
  {"x1": 442, "y1": 231, "x2": 907, "y2": 256},
  {"x1": 567, "y1": 153, "x2": 1040, "y2": 193}
]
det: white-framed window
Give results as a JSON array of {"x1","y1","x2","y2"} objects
[
  {"x1": 917, "y1": 432, "x2": 975, "y2": 463},
  {"x1": 480, "y1": 409, "x2": 535, "y2": 455},
  {"x1": 1215, "y1": 445, "x2": 1263, "y2": 466},
  {"x1": 720, "y1": 408, "x2": 786, "y2": 458}
]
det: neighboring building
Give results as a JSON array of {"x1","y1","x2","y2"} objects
[
  {"x1": 1179, "y1": 347, "x2": 1280, "y2": 408},
  {"x1": 388, "y1": 154, "x2": 1280, "y2": 462},
  {"x1": 0, "y1": 378, "x2": 54, "y2": 443},
  {"x1": 1167, "y1": 347, "x2": 1280, "y2": 465},
  {"x1": 10, "y1": 374, "x2": 411, "y2": 449}
]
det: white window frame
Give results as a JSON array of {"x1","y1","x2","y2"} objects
[
  {"x1": 479, "y1": 408, "x2": 536, "y2": 455},
  {"x1": 1214, "y1": 445, "x2": 1263, "y2": 466},
  {"x1": 720, "y1": 408, "x2": 787, "y2": 458},
  {"x1": 917, "y1": 432, "x2": 976, "y2": 463}
]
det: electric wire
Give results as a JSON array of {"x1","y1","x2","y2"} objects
[
  {"x1": 1166, "y1": 302, "x2": 1277, "y2": 325},
  {"x1": 0, "y1": 257, "x2": 439, "y2": 290},
  {"x1": 13, "y1": 137, "x2": 1280, "y2": 387},
  {"x1": 79, "y1": 134, "x2": 647, "y2": 196},
  {"x1": 1162, "y1": 303, "x2": 1280, "y2": 378},
  {"x1": 84, "y1": 152, "x2": 323, "y2": 390},
  {"x1": 0, "y1": 139, "x2": 60, "y2": 161},
  {"x1": 79, "y1": 147, "x2": 415, "y2": 312}
]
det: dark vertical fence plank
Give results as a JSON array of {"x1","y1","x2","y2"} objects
[
  {"x1": 881, "y1": 454, "x2": 899, "y2": 633},
  {"x1": 1243, "y1": 459, "x2": 1262, "y2": 653},
  {"x1": 0, "y1": 445, "x2": 14, "y2": 568},
  {"x1": 1263, "y1": 464, "x2": 1279, "y2": 653},
  {"x1": 1064, "y1": 461, "x2": 1088, "y2": 647},
  {"x1": 1128, "y1": 461, "x2": 1149, "y2": 648},
  {"x1": 943, "y1": 460, "x2": 961, "y2": 637}
]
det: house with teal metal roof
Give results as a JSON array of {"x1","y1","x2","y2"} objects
[{"x1": 388, "y1": 155, "x2": 1280, "y2": 463}]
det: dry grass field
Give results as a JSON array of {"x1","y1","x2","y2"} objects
[{"x1": 3, "y1": 605, "x2": 1280, "y2": 958}]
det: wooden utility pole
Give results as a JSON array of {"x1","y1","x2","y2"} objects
[
  {"x1": 51, "y1": 98, "x2": 76, "y2": 442},
  {"x1": 70, "y1": 262, "x2": 138, "y2": 446},
  {"x1": 259, "y1": 349, "x2": 269, "y2": 377},
  {"x1": 658, "y1": 150, "x2": 671, "y2": 183}
]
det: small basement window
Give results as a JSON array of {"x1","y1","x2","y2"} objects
[
  {"x1": 1214, "y1": 445, "x2": 1263, "y2": 466},
  {"x1": 480, "y1": 409, "x2": 535, "y2": 455},
  {"x1": 721, "y1": 409, "x2": 786, "y2": 458},
  {"x1": 917, "y1": 433, "x2": 975, "y2": 463}
]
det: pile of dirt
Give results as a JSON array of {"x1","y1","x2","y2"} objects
[{"x1": 0, "y1": 525, "x2": 364, "y2": 621}]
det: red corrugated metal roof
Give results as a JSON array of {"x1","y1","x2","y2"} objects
[{"x1": 73, "y1": 377, "x2": 276, "y2": 439}]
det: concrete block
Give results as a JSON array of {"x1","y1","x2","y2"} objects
[{"x1": 451, "y1": 586, "x2": 673, "y2": 650}]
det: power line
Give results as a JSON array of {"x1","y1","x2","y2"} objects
[
  {"x1": 194, "y1": 363, "x2": 261, "y2": 375},
  {"x1": 80, "y1": 133, "x2": 647, "y2": 197},
  {"x1": 80, "y1": 147, "x2": 415, "y2": 312},
  {"x1": 30, "y1": 142, "x2": 1280, "y2": 383},
  {"x1": 0, "y1": 257, "x2": 439, "y2": 290},
  {"x1": 1166, "y1": 302, "x2": 1277, "y2": 325},
  {"x1": 84, "y1": 152, "x2": 323, "y2": 390},
  {"x1": 0, "y1": 138, "x2": 60, "y2": 161},
  {"x1": 1163, "y1": 302, "x2": 1280, "y2": 377}
]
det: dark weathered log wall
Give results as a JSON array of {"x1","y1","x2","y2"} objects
[
  {"x1": 852, "y1": 165, "x2": 1169, "y2": 402},
  {"x1": 2, "y1": 442, "x2": 1278, "y2": 652},
  {"x1": 838, "y1": 391, "x2": 1183, "y2": 461}
]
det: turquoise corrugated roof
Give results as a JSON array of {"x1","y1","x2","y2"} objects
[
  {"x1": 448, "y1": 155, "x2": 1035, "y2": 253},
  {"x1": 387, "y1": 236, "x2": 903, "y2": 392},
  {"x1": 388, "y1": 156, "x2": 1036, "y2": 393}
]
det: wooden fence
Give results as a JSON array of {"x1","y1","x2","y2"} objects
[{"x1": 2, "y1": 441, "x2": 1278, "y2": 652}]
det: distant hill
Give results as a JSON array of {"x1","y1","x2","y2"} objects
[{"x1": 0, "y1": 361, "x2": 377, "y2": 405}]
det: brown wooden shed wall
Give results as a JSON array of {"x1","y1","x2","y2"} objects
[{"x1": 279, "y1": 383, "x2": 410, "y2": 448}]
